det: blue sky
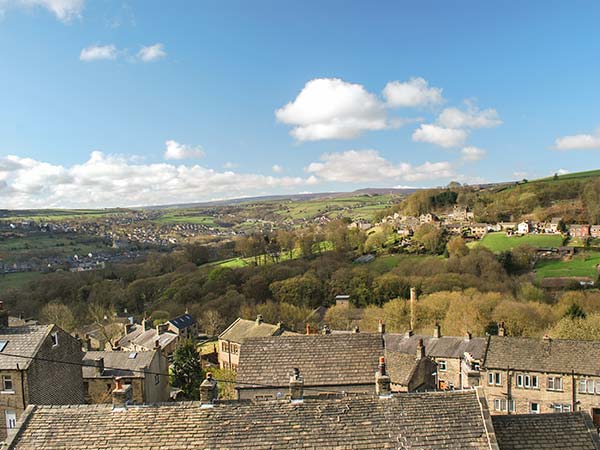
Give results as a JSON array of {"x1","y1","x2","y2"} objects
[{"x1": 1, "y1": 0, "x2": 599, "y2": 208}]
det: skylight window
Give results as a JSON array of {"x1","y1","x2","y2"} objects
[
  {"x1": 128, "y1": 352, "x2": 137, "y2": 359},
  {"x1": 0, "y1": 341, "x2": 7, "y2": 352}
]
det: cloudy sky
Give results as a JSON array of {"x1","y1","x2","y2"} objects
[{"x1": 0, "y1": 1, "x2": 599, "y2": 208}]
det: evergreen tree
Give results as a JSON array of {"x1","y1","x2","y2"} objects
[{"x1": 170, "y1": 340, "x2": 203, "y2": 400}]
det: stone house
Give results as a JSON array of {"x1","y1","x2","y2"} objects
[
  {"x1": 470, "y1": 223, "x2": 489, "y2": 238},
  {"x1": 385, "y1": 339, "x2": 437, "y2": 392},
  {"x1": 165, "y1": 313, "x2": 198, "y2": 340},
  {"x1": 419, "y1": 213, "x2": 438, "y2": 224},
  {"x1": 385, "y1": 325, "x2": 487, "y2": 390},
  {"x1": 448, "y1": 205, "x2": 475, "y2": 222},
  {"x1": 116, "y1": 320, "x2": 179, "y2": 361},
  {"x1": 569, "y1": 224, "x2": 591, "y2": 238},
  {"x1": 444, "y1": 222, "x2": 464, "y2": 235},
  {"x1": 482, "y1": 335, "x2": 600, "y2": 425},
  {"x1": 546, "y1": 217, "x2": 563, "y2": 234},
  {"x1": 82, "y1": 350, "x2": 169, "y2": 404},
  {"x1": 218, "y1": 315, "x2": 285, "y2": 371},
  {"x1": 0, "y1": 305, "x2": 84, "y2": 441},
  {"x1": 517, "y1": 221, "x2": 530, "y2": 234},
  {"x1": 7, "y1": 382, "x2": 600, "y2": 449}
]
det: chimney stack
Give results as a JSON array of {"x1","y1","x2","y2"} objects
[
  {"x1": 0, "y1": 301, "x2": 9, "y2": 329},
  {"x1": 256, "y1": 314, "x2": 264, "y2": 326},
  {"x1": 378, "y1": 320, "x2": 386, "y2": 334},
  {"x1": 353, "y1": 326, "x2": 360, "y2": 334},
  {"x1": 498, "y1": 321, "x2": 506, "y2": 337},
  {"x1": 112, "y1": 377, "x2": 133, "y2": 408},
  {"x1": 405, "y1": 329, "x2": 414, "y2": 338},
  {"x1": 156, "y1": 323, "x2": 169, "y2": 335},
  {"x1": 543, "y1": 334, "x2": 552, "y2": 342},
  {"x1": 289, "y1": 368, "x2": 304, "y2": 403},
  {"x1": 433, "y1": 321, "x2": 441, "y2": 339},
  {"x1": 416, "y1": 338, "x2": 425, "y2": 360},
  {"x1": 321, "y1": 325, "x2": 331, "y2": 335},
  {"x1": 154, "y1": 338, "x2": 161, "y2": 349},
  {"x1": 409, "y1": 288, "x2": 417, "y2": 331},
  {"x1": 375, "y1": 356, "x2": 392, "y2": 398},
  {"x1": 93, "y1": 357, "x2": 104, "y2": 376},
  {"x1": 142, "y1": 318, "x2": 152, "y2": 331},
  {"x1": 306, "y1": 323, "x2": 311, "y2": 335},
  {"x1": 200, "y1": 373, "x2": 218, "y2": 407},
  {"x1": 465, "y1": 331, "x2": 472, "y2": 341}
]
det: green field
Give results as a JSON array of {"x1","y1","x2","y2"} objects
[
  {"x1": 535, "y1": 252, "x2": 600, "y2": 279},
  {"x1": 472, "y1": 232, "x2": 564, "y2": 252},
  {"x1": 532, "y1": 169, "x2": 600, "y2": 183},
  {"x1": 0, "y1": 272, "x2": 42, "y2": 290},
  {"x1": 154, "y1": 212, "x2": 218, "y2": 227},
  {"x1": 0, "y1": 209, "x2": 123, "y2": 222},
  {"x1": 0, "y1": 233, "x2": 110, "y2": 263}
]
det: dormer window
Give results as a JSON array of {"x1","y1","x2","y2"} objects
[{"x1": 51, "y1": 332, "x2": 59, "y2": 347}]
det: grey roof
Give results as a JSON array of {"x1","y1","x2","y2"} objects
[
  {"x1": 117, "y1": 324, "x2": 178, "y2": 350},
  {"x1": 168, "y1": 313, "x2": 196, "y2": 330},
  {"x1": 483, "y1": 336, "x2": 600, "y2": 375},
  {"x1": 219, "y1": 318, "x2": 283, "y2": 343},
  {"x1": 7, "y1": 390, "x2": 496, "y2": 449},
  {"x1": 385, "y1": 333, "x2": 488, "y2": 361},
  {"x1": 385, "y1": 351, "x2": 421, "y2": 386},
  {"x1": 492, "y1": 412, "x2": 600, "y2": 450},
  {"x1": 82, "y1": 350, "x2": 156, "y2": 379},
  {"x1": 236, "y1": 333, "x2": 384, "y2": 388},
  {"x1": 0, "y1": 324, "x2": 52, "y2": 370}
]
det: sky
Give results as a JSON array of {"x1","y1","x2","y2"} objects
[{"x1": 0, "y1": 0, "x2": 599, "y2": 208}]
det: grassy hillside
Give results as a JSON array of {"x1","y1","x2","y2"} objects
[
  {"x1": 472, "y1": 232, "x2": 564, "y2": 253},
  {"x1": 535, "y1": 251, "x2": 600, "y2": 279}
]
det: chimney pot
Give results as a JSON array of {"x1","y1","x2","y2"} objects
[
  {"x1": 375, "y1": 356, "x2": 392, "y2": 397},
  {"x1": 306, "y1": 323, "x2": 311, "y2": 335},
  {"x1": 112, "y1": 377, "x2": 133, "y2": 408},
  {"x1": 543, "y1": 334, "x2": 552, "y2": 341},
  {"x1": 289, "y1": 368, "x2": 304, "y2": 402},
  {"x1": 200, "y1": 372, "x2": 218, "y2": 406},
  {"x1": 378, "y1": 320, "x2": 386, "y2": 334},
  {"x1": 498, "y1": 321, "x2": 506, "y2": 337}
]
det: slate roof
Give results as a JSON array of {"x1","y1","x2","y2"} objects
[
  {"x1": 385, "y1": 333, "x2": 488, "y2": 360},
  {"x1": 0, "y1": 324, "x2": 52, "y2": 370},
  {"x1": 492, "y1": 412, "x2": 600, "y2": 450},
  {"x1": 169, "y1": 313, "x2": 196, "y2": 330},
  {"x1": 219, "y1": 317, "x2": 283, "y2": 344},
  {"x1": 82, "y1": 350, "x2": 156, "y2": 379},
  {"x1": 236, "y1": 333, "x2": 384, "y2": 389},
  {"x1": 385, "y1": 351, "x2": 421, "y2": 386},
  {"x1": 483, "y1": 336, "x2": 600, "y2": 375},
  {"x1": 116, "y1": 324, "x2": 178, "y2": 350},
  {"x1": 7, "y1": 390, "x2": 497, "y2": 449}
]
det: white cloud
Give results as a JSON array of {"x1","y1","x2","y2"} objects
[
  {"x1": 305, "y1": 149, "x2": 454, "y2": 183},
  {"x1": 554, "y1": 126, "x2": 600, "y2": 150},
  {"x1": 556, "y1": 168, "x2": 569, "y2": 175},
  {"x1": 461, "y1": 146, "x2": 486, "y2": 161},
  {"x1": 437, "y1": 103, "x2": 502, "y2": 129},
  {"x1": 0, "y1": 0, "x2": 84, "y2": 21},
  {"x1": 383, "y1": 77, "x2": 444, "y2": 108},
  {"x1": 0, "y1": 152, "x2": 316, "y2": 208},
  {"x1": 223, "y1": 162, "x2": 238, "y2": 169},
  {"x1": 412, "y1": 124, "x2": 468, "y2": 148},
  {"x1": 137, "y1": 43, "x2": 166, "y2": 62},
  {"x1": 272, "y1": 164, "x2": 284, "y2": 173},
  {"x1": 164, "y1": 140, "x2": 205, "y2": 160},
  {"x1": 513, "y1": 171, "x2": 528, "y2": 179},
  {"x1": 80, "y1": 45, "x2": 117, "y2": 62}
]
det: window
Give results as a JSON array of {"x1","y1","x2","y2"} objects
[
  {"x1": 2, "y1": 375, "x2": 13, "y2": 392},
  {"x1": 50, "y1": 332, "x2": 59, "y2": 347},
  {"x1": 516, "y1": 374, "x2": 538, "y2": 389},
  {"x1": 493, "y1": 399, "x2": 515, "y2": 412},
  {"x1": 231, "y1": 344, "x2": 239, "y2": 355},
  {"x1": 128, "y1": 352, "x2": 137, "y2": 359},
  {"x1": 0, "y1": 341, "x2": 8, "y2": 352},
  {"x1": 154, "y1": 374, "x2": 160, "y2": 385},
  {"x1": 221, "y1": 342, "x2": 230, "y2": 353},
  {"x1": 516, "y1": 374, "x2": 523, "y2": 387},
  {"x1": 438, "y1": 360, "x2": 447, "y2": 371},
  {"x1": 531, "y1": 375, "x2": 539, "y2": 388},
  {"x1": 530, "y1": 402, "x2": 540, "y2": 414},
  {"x1": 547, "y1": 376, "x2": 563, "y2": 391},
  {"x1": 578, "y1": 378, "x2": 598, "y2": 394},
  {"x1": 552, "y1": 403, "x2": 571, "y2": 413},
  {"x1": 487, "y1": 372, "x2": 501, "y2": 386},
  {"x1": 5, "y1": 410, "x2": 16, "y2": 430}
]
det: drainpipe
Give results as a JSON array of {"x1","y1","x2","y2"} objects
[
  {"x1": 17, "y1": 363, "x2": 26, "y2": 412},
  {"x1": 507, "y1": 366, "x2": 512, "y2": 416},
  {"x1": 572, "y1": 370, "x2": 576, "y2": 411}
]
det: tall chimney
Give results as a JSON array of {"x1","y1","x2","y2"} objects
[
  {"x1": 433, "y1": 321, "x2": 441, "y2": 339},
  {"x1": 256, "y1": 314, "x2": 264, "y2": 326},
  {"x1": 93, "y1": 357, "x2": 104, "y2": 376},
  {"x1": 375, "y1": 356, "x2": 391, "y2": 397},
  {"x1": 409, "y1": 288, "x2": 417, "y2": 331},
  {"x1": 112, "y1": 377, "x2": 133, "y2": 408},
  {"x1": 378, "y1": 320, "x2": 386, "y2": 334},
  {"x1": 200, "y1": 372, "x2": 218, "y2": 407},
  {"x1": 289, "y1": 368, "x2": 304, "y2": 403},
  {"x1": 498, "y1": 321, "x2": 506, "y2": 337},
  {"x1": 416, "y1": 338, "x2": 425, "y2": 360},
  {"x1": 0, "y1": 301, "x2": 9, "y2": 329}
]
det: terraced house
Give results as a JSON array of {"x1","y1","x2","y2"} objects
[
  {"x1": 482, "y1": 334, "x2": 600, "y2": 425},
  {"x1": 0, "y1": 304, "x2": 84, "y2": 441}
]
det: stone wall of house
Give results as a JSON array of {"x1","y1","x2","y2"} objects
[
  {"x1": 481, "y1": 369, "x2": 600, "y2": 416},
  {"x1": 85, "y1": 377, "x2": 144, "y2": 404},
  {"x1": 407, "y1": 358, "x2": 437, "y2": 392},
  {"x1": 26, "y1": 326, "x2": 85, "y2": 406},
  {"x1": 0, "y1": 369, "x2": 26, "y2": 440},
  {"x1": 143, "y1": 352, "x2": 170, "y2": 403},
  {"x1": 434, "y1": 357, "x2": 461, "y2": 389}
]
